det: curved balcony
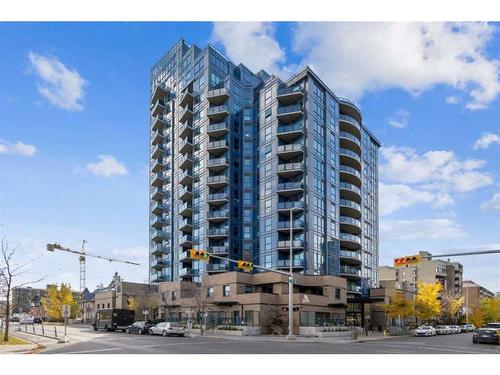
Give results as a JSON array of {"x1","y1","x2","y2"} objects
[
  {"x1": 151, "y1": 229, "x2": 170, "y2": 242},
  {"x1": 150, "y1": 201, "x2": 169, "y2": 215},
  {"x1": 277, "y1": 240, "x2": 305, "y2": 251},
  {"x1": 339, "y1": 265, "x2": 361, "y2": 279},
  {"x1": 151, "y1": 115, "x2": 168, "y2": 132},
  {"x1": 339, "y1": 215, "x2": 362, "y2": 235},
  {"x1": 277, "y1": 86, "x2": 304, "y2": 105},
  {"x1": 338, "y1": 98, "x2": 362, "y2": 126},
  {"x1": 207, "y1": 121, "x2": 229, "y2": 137},
  {"x1": 179, "y1": 122, "x2": 193, "y2": 138},
  {"x1": 277, "y1": 121, "x2": 304, "y2": 142},
  {"x1": 339, "y1": 232, "x2": 362, "y2": 250},
  {"x1": 207, "y1": 175, "x2": 229, "y2": 188},
  {"x1": 277, "y1": 182, "x2": 304, "y2": 197},
  {"x1": 178, "y1": 186, "x2": 193, "y2": 201},
  {"x1": 339, "y1": 182, "x2": 361, "y2": 203},
  {"x1": 179, "y1": 218, "x2": 193, "y2": 233},
  {"x1": 207, "y1": 139, "x2": 229, "y2": 156},
  {"x1": 276, "y1": 259, "x2": 306, "y2": 270},
  {"x1": 207, "y1": 157, "x2": 229, "y2": 172},
  {"x1": 339, "y1": 165, "x2": 362, "y2": 187},
  {"x1": 151, "y1": 101, "x2": 166, "y2": 117},
  {"x1": 339, "y1": 198, "x2": 362, "y2": 219},
  {"x1": 179, "y1": 234, "x2": 193, "y2": 248},
  {"x1": 339, "y1": 148, "x2": 362, "y2": 170},
  {"x1": 207, "y1": 192, "x2": 229, "y2": 206},
  {"x1": 179, "y1": 153, "x2": 194, "y2": 170},
  {"x1": 277, "y1": 143, "x2": 304, "y2": 160},
  {"x1": 277, "y1": 104, "x2": 303, "y2": 124},
  {"x1": 151, "y1": 84, "x2": 167, "y2": 104},
  {"x1": 207, "y1": 87, "x2": 229, "y2": 105},
  {"x1": 339, "y1": 131, "x2": 361, "y2": 155},
  {"x1": 207, "y1": 210, "x2": 229, "y2": 223},
  {"x1": 339, "y1": 113, "x2": 362, "y2": 140},
  {"x1": 179, "y1": 169, "x2": 193, "y2": 186},
  {"x1": 340, "y1": 250, "x2": 362, "y2": 266},
  {"x1": 179, "y1": 89, "x2": 193, "y2": 107},
  {"x1": 151, "y1": 245, "x2": 169, "y2": 257},
  {"x1": 179, "y1": 201, "x2": 193, "y2": 217},
  {"x1": 277, "y1": 220, "x2": 305, "y2": 232},
  {"x1": 179, "y1": 138, "x2": 193, "y2": 154},
  {"x1": 277, "y1": 162, "x2": 304, "y2": 178},
  {"x1": 208, "y1": 245, "x2": 229, "y2": 255},
  {"x1": 207, "y1": 227, "x2": 229, "y2": 239},
  {"x1": 277, "y1": 200, "x2": 305, "y2": 212},
  {"x1": 179, "y1": 106, "x2": 193, "y2": 123},
  {"x1": 207, "y1": 104, "x2": 229, "y2": 122}
]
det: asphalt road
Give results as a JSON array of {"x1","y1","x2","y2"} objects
[{"x1": 41, "y1": 328, "x2": 500, "y2": 354}]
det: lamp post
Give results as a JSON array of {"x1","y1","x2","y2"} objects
[{"x1": 286, "y1": 207, "x2": 296, "y2": 340}]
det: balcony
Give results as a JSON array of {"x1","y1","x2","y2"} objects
[
  {"x1": 150, "y1": 159, "x2": 165, "y2": 173},
  {"x1": 277, "y1": 86, "x2": 304, "y2": 105},
  {"x1": 339, "y1": 113, "x2": 362, "y2": 139},
  {"x1": 151, "y1": 258, "x2": 169, "y2": 270},
  {"x1": 207, "y1": 139, "x2": 229, "y2": 155},
  {"x1": 151, "y1": 130, "x2": 165, "y2": 145},
  {"x1": 179, "y1": 89, "x2": 193, "y2": 107},
  {"x1": 207, "y1": 175, "x2": 229, "y2": 188},
  {"x1": 179, "y1": 138, "x2": 193, "y2": 154},
  {"x1": 339, "y1": 182, "x2": 361, "y2": 203},
  {"x1": 178, "y1": 186, "x2": 193, "y2": 201},
  {"x1": 340, "y1": 265, "x2": 361, "y2": 279},
  {"x1": 277, "y1": 121, "x2": 304, "y2": 141},
  {"x1": 207, "y1": 104, "x2": 229, "y2": 122},
  {"x1": 339, "y1": 148, "x2": 362, "y2": 170},
  {"x1": 207, "y1": 87, "x2": 229, "y2": 105},
  {"x1": 339, "y1": 232, "x2": 362, "y2": 250},
  {"x1": 150, "y1": 201, "x2": 169, "y2": 215},
  {"x1": 277, "y1": 220, "x2": 305, "y2": 232},
  {"x1": 151, "y1": 229, "x2": 170, "y2": 242},
  {"x1": 338, "y1": 98, "x2": 362, "y2": 126},
  {"x1": 151, "y1": 245, "x2": 169, "y2": 257},
  {"x1": 207, "y1": 121, "x2": 229, "y2": 137},
  {"x1": 340, "y1": 250, "x2": 362, "y2": 265},
  {"x1": 151, "y1": 144, "x2": 166, "y2": 159},
  {"x1": 151, "y1": 115, "x2": 168, "y2": 132},
  {"x1": 179, "y1": 169, "x2": 193, "y2": 186},
  {"x1": 339, "y1": 130, "x2": 361, "y2": 153},
  {"x1": 277, "y1": 240, "x2": 305, "y2": 250},
  {"x1": 179, "y1": 234, "x2": 193, "y2": 248},
  {"x1": 277, "y1": 182, "x2": 304, "y2": 197},
  {"x1": 277, "y1": 162, "x2": 304, "y2": 178},
  {"x1": 347, "y1": 284, "x2": 362, "y2": 294},
  {"x1": 207, "y1": 227, "x2": 229, "y2": 239},
  {"x1": 277, "y1": 200, "x2": 304, "y2": 211},
  {"x1": 208, "y1": 245, "x2": 229, "y2": 255},
  {"x1": 179, "y1": 218, "x2": 193, "y2": 233},
  {"x1": 339, "y1": 215, "x2": 362, "y2": 234},
  {"x1": 179, "y1": 268, "x2": 195, "y2": 278},
  {"x1": 277, "y1": 143, "x2": 303, "y2": 160},
  {"x1": 207, "y1": 157, "x2": 229, "y2": 172},
  {"x1": 207, "y1": 192, "x2": 229, "y2": 206},
  {"x1": 150, "y1": 215, "x2": 169, "y2": 228},
  {"x1": 179, "y1": 153, "x2": 194, "y2": 169},
  {"x1": 277, "y1": 259, "x2": 306, "y2": 270},
  {"x1": 150, "y1": 187, "x2": 167, "y2": 201},
  {"x1": 179, "y1": 250, "x2": 193, "y2": 262},
  {"x1": 207, "y1": 210, "x2": 229, "y2": 223},
  {"x1": 178, "y1": 122, "x2": 193, "y2": 139},
  {"x1": 151, "y1": 274, "x2": 168, "y2": 283},
  {"x1": 206, "y1": 263, "x2": 229, "y2": 273},
  {"x1": 339, "y1": 198, "x2": 362, "y2": 219},
  {"x1": 179, "y1": 106, "x2": 193, "y2": 123},
  {"x1": 151, "y1": 101, "x2": 166, "y2": 117},
  {"x1": 179, "y1": 201, "x2": 193, "y2": 217},
  {"x1": 151, "y1": 172, "x2": 167, "y2": 188},
  {"x1": 151, "y1": 83, "x2": 167, "y2": 104},
  {"x1": 339, "y1": 165, "x2": 362, "y2": 187},
  {"x1": 277, "y1": 104, "x2": 303, "y2": 124}
]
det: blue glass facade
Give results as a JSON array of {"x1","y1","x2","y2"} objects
[{"x1": 149, "y1": 40, "x2": 380, "y2": 294}]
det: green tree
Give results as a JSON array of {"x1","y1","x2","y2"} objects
[
  {"x1": 384, "y1": 292, "x2": 415, "y2": 328},
  {"x1": 415, "y1": 282, "x2": 442, "y2": 323}
]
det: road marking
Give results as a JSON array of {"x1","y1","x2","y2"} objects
[{"x1": 63, "y1": 347, "x2": 123, "y2": 354}]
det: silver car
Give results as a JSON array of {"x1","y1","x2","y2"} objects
[
  {"x1": 149, "y1": 322, "x2": 186, "y2": 337},
  {"x1": 449, "y1": 325, "x2": 461, "y2": 334},
  {"x1": 435, "y1": 325, "x2": 451, "y2": 335},
  {"x1": 414, "y1": 325, "x2": 436, "y2": 336}
]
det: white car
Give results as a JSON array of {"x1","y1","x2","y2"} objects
[
  {"x1": 19, "y1": 317, "x2": 34, "y2": 324},
  {"x1": 149, "y1": 322, "x2": 186, "y2": 337},
  {"x1": 435, "y1": 325, "x2": 452, "y2": 335},
  {"x1": 449, "y1": 325, "x2": 461, "y2": 334},
  {"x1": 414, "y1": 325, "x2": 436, "y2": 336}
]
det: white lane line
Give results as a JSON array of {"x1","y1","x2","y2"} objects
[{"x1": 63, "y1": 347, "x2": 123, "y2": 354}]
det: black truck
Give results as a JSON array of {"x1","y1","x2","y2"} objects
[{"x1": 93, "y1": 309, "x2": 135, "y2": 332}]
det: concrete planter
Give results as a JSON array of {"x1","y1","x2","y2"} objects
[
  {"x1": 210, "y1": 326, "x2": 261, "y2": 336},
  {"x1": 299, "y1": 326, "x2": 351, "y2": 337}
]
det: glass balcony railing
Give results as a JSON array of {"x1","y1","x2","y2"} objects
[
  {"x1": 277, "y1": 259, "x2": 306, "y2": 268},
  {"x1": 207, "y1": 175, "x2": 229, "y2": 185},
  {"x1": 207, "y1": 104, "x2": 229, "y2": 116},
  {"x1": 179, "y1": 268, "x2": 195, "y2": 277},
  {"x1": 339, "y1": 165, "x2": 361, "y2": 179},
  {"x1": 339, "y1": 182, "x2": 361, "y2": 195},
  {"x1": 277, "y1": 121, "x2": 304, "y2": 134},
  {"x1": 339, "y1": 148, "x2": 361, "y2": 163},
  {"x1": 277, "y1": 162, "x2": 304, "y2": 172},
  {"x1": 277, "y1": 86, "x2": 304, "y2": 96},
  {"x1": 340, "y1": 250, "x2": 362, "y2": 261},
  {"x1": 277, "y1": 201, "x2": 304, "y2": 210},
  {"x1": 339, "y1": 113, "x2": 361, "y2": 128},
  {"x1": 207, "y1": 228, "x2": 229, "y2": 236},
  {"x1": 277, "y1": 104, "x2": 303, "y2": 115},
  {"x1": 207, "y1": 139, "x2": 229, "y2": 150},
  {"x1": 207, "y1": 121, "x2": 229, "y2": 134},
  {"x1": 277, "y1": 182, "x2": 304, "y2": 191},
  {"x1": 208, "y1": 245, "x2": 229, "y2": 254},
  {"x1": 277, "y1": 240, "x2": 305, "y2": 248},
  {"x1": 277, "y1": 143, "x2": 303, "y2": 154},
  {"x1": 277, "y1": 220, "x2": 305, "y2": 229},
  {"x1": 339, "y1": 232, "x2": 361, "y2": 244},
  {"x1": 207, "y1": 210, "x2": 229, "y2": 219},
  {"x1": 340, "y1": 216, "x2": 362, "y2": 227},
  {"x1": 339, "y1": 199, "x2": 361, "y2": 211},
  {"x1": 339, "y1": 130, "x2": 361, "y2": 144},
  {"x1": 206, "y1": 263, "x2": 229, "y2": 272},
  {"x1": 207, "y1": 157, "x2": 228, "y2": 167},
  {"x1": 207, "y1": 193, "x2": 229, "y2": 201},
  {"x1": 340, "y1": 266, "x2": 361, "y2": 276}
]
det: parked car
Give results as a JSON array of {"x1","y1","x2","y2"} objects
[
  {"x1": 449, "y1": 325, "x2": 461, "y2": 334},
  {"x1": 435, "y1": 325, "x2": 452, "y2": 335},
  {"x1": 473, "y1": 328, "x2": 499, "y2": 345},
  {"x1": 149, "y1": 322, "x2": 186, "y2": 337},
  {"x1": 33, "y1": 317, "x2": 42, "y2": 324},
  {"x1": 126, "y1": 321, "x2": 155, "y2": 335},
  {"x1": 19, "y1": 317, "x2": 34, "y2": 324},
  {"x1": 9, "y1": 316, "x2": 20, "y2": 322},
  {"x1": 485, "y1": 322, "x2": 500, "y2": 329},
  {"x1": 414, "y1": 325, "x2": 436, "y2": 337},
  {"x1": 462, "y1": 324, "x2": 475, "y2": 333}
]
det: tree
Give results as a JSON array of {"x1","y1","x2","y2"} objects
[
  {"x1": 0, "y1": 239, "x2": 46, "y2": 342},
  {"x1": 480, "y1": 297, "x2": 500, "y2": 323},
  {"x1": 415, "y1": 282, "x2": 442, "y2": 323},
  {"x1": 440, "y1": 290, "x2": 464, "y2": 324},
  {"x1": 384, "y1": 292, "x2": 415, "y2": 328},
  {"x1": 188, "y1": 276, "x2": 210, "y2": 336},
  {"x1": 469, "y1": 306, "x2": 485, "y2": 328},
  {"x1": 41, "y1": 283, "x2": 78, "y2": 321}
]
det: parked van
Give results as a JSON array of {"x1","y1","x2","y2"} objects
[{"x1": 93, "y1": 309, "x2": 135, "y2": 332}]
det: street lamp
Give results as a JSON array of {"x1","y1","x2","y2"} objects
[{"x1": 286, "y1": 207, "x2": 297, "y2": 340}]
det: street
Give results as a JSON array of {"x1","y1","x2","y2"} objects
[{"x1": 25, "y1": 325, "x2": 499, "y2": 354}]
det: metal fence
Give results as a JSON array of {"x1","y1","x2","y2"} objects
[{"x1": 0, "y1": 320, "x2": 62, "y2": 339}]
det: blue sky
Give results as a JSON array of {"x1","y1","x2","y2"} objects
[{"x1": 0, "y1": 22, "x2": 499, "y2": 292}]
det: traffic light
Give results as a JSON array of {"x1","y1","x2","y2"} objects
[
  {"x1": 189, "y1": 249, "x2": 210, "y2": 261},
  {"x1": 237, "y1": 260, "x2": 253, "y2": 271},
  {"x1": 46, "y1": 243, "x2": 62, "y2": 252},
  {"x1": 394, "y1": 255, "x2": 421, "y2": 267}
]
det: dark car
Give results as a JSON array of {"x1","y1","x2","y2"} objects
[
  {"x1": 126, "y1": 321, "x2": 155, "y2": 335},
  {"x1": 33, "y1": 317, "x2": 42, "y2": 324},
  {"x1": 9, "y1": 316, "x2": 20, "y2": 322},
  {"x1": 472, "y1": 328, "x2": 499, "y2": 345}
]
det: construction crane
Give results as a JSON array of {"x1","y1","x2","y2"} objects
[{"x1": 46, "y1": 241, "x2": 141, "y2": 292}]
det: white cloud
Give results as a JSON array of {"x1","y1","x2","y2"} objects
[
  {"x1": 380, "y1": 146, "x2": 493, "y2": 192},
  {"x1": 380, "y1": 218, "x2": 466, "y2": 241},
  {"x1": 28, "y1": 51, "x2": 87, "y2": 111},
  {"x1": 445, "y1": 95, "x2": 460, "y2": 104},
  {"x1": 86, "y1": 155, "x2": 128, "y2": 177},
  {"x1": 480, "y1": 193, "x2": 500, "y2": 211},
  {"x1": 474, "y1": 132, "x2": 500, "y2": 150},
  {"x1": 292, "y1": 22, "x2": 500, "y2": 110},
  {"x1": 211, "y1": 22, "x2": 293, "y2": 77},
  {"x1": 0, "y1": 139, "x2": 37, "y2": 156},
  {"x1": 387, "y1": 109, "x2": 410, "y2": 129}
]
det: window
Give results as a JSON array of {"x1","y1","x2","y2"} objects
[
  {"x1": 245, "y1": 285, "x2": 253, "y2": 294},
  {"x1": 335, "y1": 288, "x2": 341, "y2": 299},
  {"x1": 265, "y1": 107, "x2": 272, "y2": 118},
  {"x1": 107, "y1": 303, "x2": 110, "y2": 308},
  {"x1": 207, "y1": 287, "x2": 214, "y2": 297},
  {"x1": 171, "y1": 291, "x2": 177, "y2": 301},
  {"x1": 97, "y1": 304, "x2": 100, "y2": 309},
  {"x1": 223, "y1": 285, "x2": 231, "y2": 296}
]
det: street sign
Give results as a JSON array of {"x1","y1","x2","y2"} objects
[{"x1": 61, "y1": 304, "x2": 71, "y2": 318}]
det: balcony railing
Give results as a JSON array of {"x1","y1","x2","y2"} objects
[
  {"x1": 207, "y1": 228, "x2": 229, "y2": 236},
  {"x1": 277, "y1": 104, "x2": 303, "y2": 115},
  {"x1": 339, "y1": 232, "x2": 361, "y2": 244},
  {"x1": 339, "y1": 182, "x2": 361, "y2": 195},
  {"x1": 207, "y1": 104, "x2": 229, "y2": 120},
  {"x1": 207, "y1": 157, "x2": 228, "y2": 167},
  {"x1": 277, "y1": 220, "x2": 305, "y2": 229},
  {"x1": 340, "y1": 266, "x2": 361, "y2": 277},
  {"x1": 208, "y1": 245, "x2": 229, "y2": 254},
  {"x1": 339, "y1": 130, "x2": 361, "y2": 144},
  {"x1": 277, "y1": 143, "x2": 303, "y2": 154},
  {"x1": 340, "y1": 250, "x2": 362, "y2": 261},
  {"x1": 277, "y1": 259, "x2": 306, "y2": 268},
  {"x1": 339, "y1": 148, "x2": 361, "y2": 163},
  {"x1": 207, "y1": 210, "x2": 229, "y2": 219},
  {"x1": 277, "y1": 121, "x2": 304, "y2": 135},
  {"x1": 277, "y1": 86, "x2": 304, "y2": 96},
  {"x1": 339, "y1": 113, "x2": 361, "y2": 129},
  {"x1": 277, "y1": 182, "x2": 304, "y2": 191},
  {"x1": 206, "y1": 263, "x2": 229, "y2": 272},
  {"x1": 339, "y1": 199, "x2": 361, "y2": 212},
  {"x1": 207, "y1": 139, "x2": 229, "y2": 151},
  {"x1": 207, "y1": 175, "x2": 229, "y2": 185},
  {"x1": 339, "y1": 216, "x2": 361, "y2": 228},
  {"x1": 207, "y1": 193, "x2": 229, "y2": 202},
  {"x1": 339, "y1": 165, "x2": 361, "y2": 179},
  {"x1": 277, "y1": 201, "x2": 304, "y2": 210},
  {"x1": 179, "y1": 268, "x2": 195, "y2": 277},
  {"x1": 207, "y1": 87, "x2": 229, "y2": 105},
  {"x1": 277, "y1": 240, "x2": 305, "y2": 248},
  {"x1": 207, "y1": 121, "x2": 229, "y2": 135}
]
